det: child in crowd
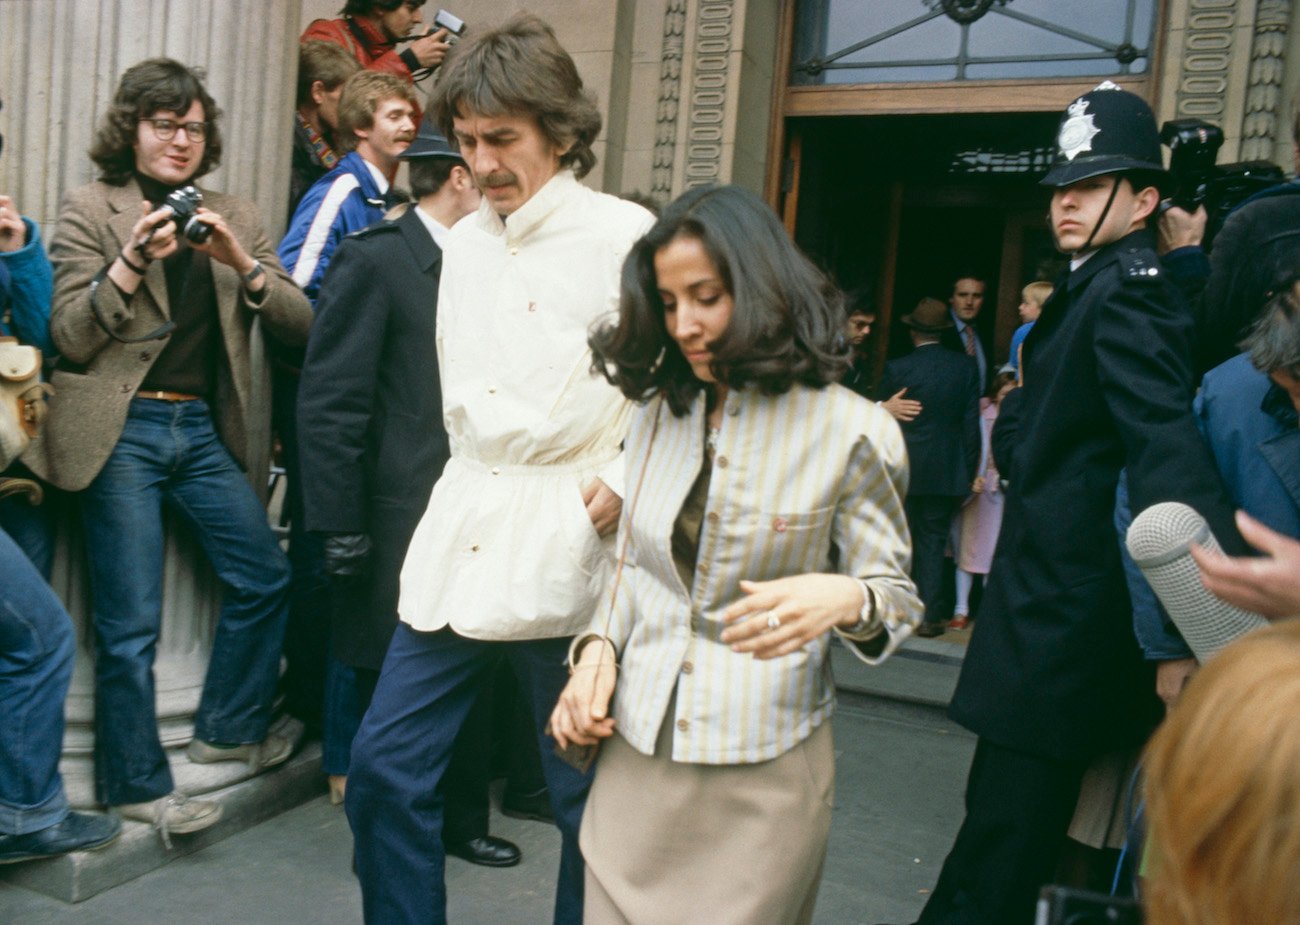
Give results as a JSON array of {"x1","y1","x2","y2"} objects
[
  {"x1": 1008, "y1": 280, "x2": 1052, "y2": 373},
  {"x1": 952, "y1": 369, "x2": 1017, "y2": 629}
]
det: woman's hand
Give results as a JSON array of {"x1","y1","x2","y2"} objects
[
  {"x1": 971, "y1": 475, "x2": 986, "y2": 494},
  {"x1": 720, "y1": 574, "x2": 864, "y2": 660},
  {"x1": 548, "y1": 641, "x2": 619, "y2": 749}
]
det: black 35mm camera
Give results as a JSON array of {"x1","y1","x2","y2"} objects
[
  {"x1": 160, "y1": 185, "x2": 213, "y2": 245},
  {"x1": 1161, "y1": 117, "x2": 1285, "y2": 249}
]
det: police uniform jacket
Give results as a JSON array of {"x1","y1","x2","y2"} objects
[
  {"x1": 296, "y1": 206, "x2": 449, "y2": 670},
  {"x1": 949, "y1": 228, "x2": 1243, "y2": 762}
]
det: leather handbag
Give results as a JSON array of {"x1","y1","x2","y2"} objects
[{"x1": 0, "y1": 335, "x2": 52, "y2": 476}]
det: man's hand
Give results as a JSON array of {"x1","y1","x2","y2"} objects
[
  {"x1": 0, "y1": 196, "x2": 28, "y2": 253},
  {"x1": 1190, "y1": 511, "x2": 1300, "y2": 619},
  {"x1": 190, "y1": 208, "x2": 264, "y2": 290},
  {"x1": 1156, "y1": 204, "x2": 1207, "y2": 255},
  {"x1": 323, "y1": 533, "x2": 372, "y2": 580},
  {"x1": 407, "y1": 28, "x2": 452, "y2": 69},
  {"x1": 581, "y1": 478, "x2": 622, "y2": 538},
  {"x1": 881, "y1": 388, "x2": 922, "y2": 422},
  {"x1": 1155, "y1": 657, "x2": 1197, "y2": 711}
]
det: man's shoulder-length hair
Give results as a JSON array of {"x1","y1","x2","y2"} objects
[
  {"x1": 591, "y1": 185, "x2": 850, "y2": 417},
  {"x1": 431, "y1": 14, "x2": 601, "y2": 179},
  {"x1": 90, "y1": 58, "x2": 223, "y2": 186}
]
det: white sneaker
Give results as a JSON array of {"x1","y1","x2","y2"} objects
[{"x1": 116, "y1": 792, "x2": 222, "y2": 848}]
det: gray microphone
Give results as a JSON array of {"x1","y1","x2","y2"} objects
[{"x1": 1126, "y1": 501, "x2": 1268, "y2": 663}]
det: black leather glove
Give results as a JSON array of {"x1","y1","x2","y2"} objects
[{"x1": 323, "y1": 532, "x2": 372, "y2": 580}]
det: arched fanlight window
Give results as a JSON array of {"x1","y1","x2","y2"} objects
[{"x1": 792, "y1": 0, "x2": 1159, "y2": 85}]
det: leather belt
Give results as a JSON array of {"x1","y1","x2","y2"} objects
[{"x1": 136, "y1": 390, "x2": 201, "y2": 401}]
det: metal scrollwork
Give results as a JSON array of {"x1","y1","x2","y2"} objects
[{"x1": 924, "y1": 0, "x2": 1010, "y2": 24}]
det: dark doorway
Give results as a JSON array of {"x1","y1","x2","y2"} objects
[{"x1": 788, "y1": 111, "x2": 1068, "y2": 385}]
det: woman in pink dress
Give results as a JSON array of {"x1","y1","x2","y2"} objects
[{"x1": 953, "y1": 371, "x2": 1017, "y2": 629}]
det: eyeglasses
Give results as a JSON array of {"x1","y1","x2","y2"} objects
[{"x1": 139, "y1": 118, "x2": 208, "y2": 142}]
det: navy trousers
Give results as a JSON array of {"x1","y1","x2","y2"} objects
[{"x1": 346, "y1": 625, "x2": 592, "y2": 925}]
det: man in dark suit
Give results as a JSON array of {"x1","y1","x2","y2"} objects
[
  {"x1": 939, "y1": 273, "x2": 990, "y2": 387},
  {"x1": 893, "y1": 83, "x2": 1247, "y2": 925},
  {"x1": 878, "y1": 297, "x2": 981, "y2": 638},
  {"x1": 296, "y1": 121, "x2": 519, "y2": 869}
]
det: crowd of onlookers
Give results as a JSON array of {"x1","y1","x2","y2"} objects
[{"x1": 1, "y1": 5, "x2": 1300, "y2": 925}]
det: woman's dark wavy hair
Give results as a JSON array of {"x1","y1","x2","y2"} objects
[
  {"x1": 591, "y1": 185, "x2": 849, "y2": 417},
  {"x1": 90, "y1": 58, "x2": 223, "y2": 185},
  {"x1": 432, "y1": 14, "x2": 601, "y2": 179}
]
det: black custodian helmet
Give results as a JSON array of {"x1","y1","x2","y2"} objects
[{"x1": 1041, "y1": 81, "x2": 1167, "y2": 190}]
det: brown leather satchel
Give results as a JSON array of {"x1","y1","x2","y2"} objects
[{"x1": 0, "y1": 336, "x2": 52, "y2": 502}]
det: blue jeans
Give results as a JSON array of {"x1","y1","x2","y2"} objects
[
  {"x1": 0, "y1": 526, "x2": 74, "y2": 835},
  {"x1": 347, "y1": 626, "x2": 592, "y2": 925},
  {"x1": 79, "y1": 398, "x2": 291, "y2": 805}
]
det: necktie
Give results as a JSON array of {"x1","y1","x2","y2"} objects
[{"x1": 963, "y1": 325, "x2": 976, "y2": 357}]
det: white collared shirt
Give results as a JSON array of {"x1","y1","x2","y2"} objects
[
  {"x1": 413, "y1": 204, "x2": 450, "y2": 251},
  {"x1": 398, "y1": 170, "x2": 654, "y2": 639},
  {"x1": 362, "y1": 158, "x2": 390, "y2": 195}
]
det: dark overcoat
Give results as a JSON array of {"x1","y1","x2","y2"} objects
[
  {"x1": 949, "y1": 228, "x2": 1243, "y2": 762},
  {"x1": 296, "y1": 206, "x2": 450, "y2": 669},
  {"x1": 877, "y1": 344, "x2": 981, "y2": 497}
]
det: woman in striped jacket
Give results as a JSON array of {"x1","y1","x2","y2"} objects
[{"x1": 549, "y1": 184, "x2": 922, "y2": 924}]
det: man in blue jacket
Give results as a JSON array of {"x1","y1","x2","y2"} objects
[{"x1": 279, "y1": 70, "x2": 418, "y2": 304}]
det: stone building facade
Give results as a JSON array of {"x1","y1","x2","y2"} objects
[{"x1": 0, "y1": 0, "x2": 1298, "y2": 881}]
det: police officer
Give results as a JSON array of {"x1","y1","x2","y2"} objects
[{"x1": 888, "y1": 82, "x2": 1247, "y2": 925}]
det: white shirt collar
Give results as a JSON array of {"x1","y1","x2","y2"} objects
[
  {"x1": 1070, "y1": 251, "x2": 1096, "y2": 272},
  {"x1": 473, "y1": 169, "x2": 579, "y2": 245},
  {"x1": 363, "y1": 157, "x2": 390, "y2": 194},
  {"x1": 414, "y1": 204, "x2": 451, "y2": 250}
]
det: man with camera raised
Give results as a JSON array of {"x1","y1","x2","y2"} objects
[{"x1": 25, "y1": 58, "x2": 311, "y2": 841}]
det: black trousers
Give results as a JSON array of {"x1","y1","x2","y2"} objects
[
  {"x1": 904, "y1": 494, "x2": 961, "y2": 626},
  {"x1": 916, "y1": 737, "x2": 1088, "y2": 925}
]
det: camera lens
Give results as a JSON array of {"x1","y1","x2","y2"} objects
[{"x1": 183, "y1": 216, "x2": 213, "y2": 245}]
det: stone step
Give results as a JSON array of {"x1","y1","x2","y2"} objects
[
  {"x1": 0, "y1": 745, "x2": 325, "y2": 904},
  {"x1": 831, "y1": 634, "x2": 966, "y2": 710}
]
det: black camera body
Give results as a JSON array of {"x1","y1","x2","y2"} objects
[
  {"x1": 161, "y1": 185, "x2": 213, "y2": 245},
  {"x1": 1161, "y1": 117, "x2": 1285, "y2": 249}
]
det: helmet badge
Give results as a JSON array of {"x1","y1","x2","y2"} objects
[{"x1": 1058, "y1": 98, "x2": 1101, "y2": 162}]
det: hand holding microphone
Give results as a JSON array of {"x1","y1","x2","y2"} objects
[
  {"x1": 1127, "y1": 502, "x2": 1269, "y2": 663},
  {"x1": 1191, "y1": 511, "x2": 1300, "y2": 620}
]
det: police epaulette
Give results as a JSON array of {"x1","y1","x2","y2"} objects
[
  {"x1": 346, "y1": 221, "x2": 400, "y2": 240},
  {"x1": 1118, "y1": 247, "x2": 1161, "y2": 280}
]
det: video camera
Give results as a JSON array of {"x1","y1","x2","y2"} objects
[{"x1": 1161, "y1": 117, "x2": 1285, "y2": 249}]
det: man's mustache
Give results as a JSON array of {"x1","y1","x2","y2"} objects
[{"x1": 479, "y1": 172, "x2": 517, "y2": 189}]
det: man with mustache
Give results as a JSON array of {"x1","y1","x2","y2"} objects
[
  {"x1": 280, "y1": 70, "x2": 418, "y2": 305},
  {"x1": 343, "y1": 14, "x2": 654, "y2": 925}
]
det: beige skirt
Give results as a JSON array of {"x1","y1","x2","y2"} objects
[{"x1": 580, "y1": 711, "x2": 835, "y2": 925}]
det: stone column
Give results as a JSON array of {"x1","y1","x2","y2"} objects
[{"x1": 0, "y1": 0, "x2": 303, "y2": 807}]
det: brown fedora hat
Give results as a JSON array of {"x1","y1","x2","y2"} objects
[{"x1": 900, "y1": 297, "x2": 954, "y2": 333}]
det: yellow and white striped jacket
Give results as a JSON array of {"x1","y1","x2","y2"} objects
[{"x1": 596, "y1": 383, "x2": 922, "y2": 765}]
